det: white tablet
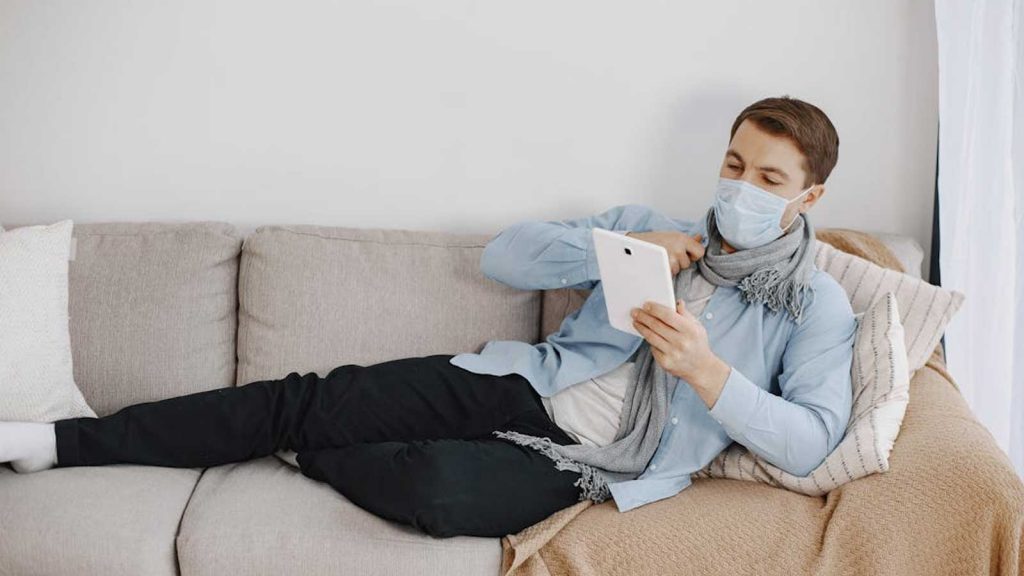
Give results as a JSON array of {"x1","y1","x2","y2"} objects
[{"x1": 592, "y1": 227, "x2": 677, "y2": 337}]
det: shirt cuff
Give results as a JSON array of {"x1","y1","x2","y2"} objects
[
  {"x1": 706, "y1": 365, "x2": 761, "y2": 437},
  {"x1": 607, "y1": 474, "x2": 692, "y2": 513},
  {"x1": 585, "y1": 229, "x2": 630, "y2": 282}
]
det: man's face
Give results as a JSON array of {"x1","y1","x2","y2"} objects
[{"x1": 716, "y1": 119, "x2": 824, "y2": 252}]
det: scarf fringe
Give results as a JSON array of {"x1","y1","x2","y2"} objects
[
  {"x1": 492, "y1": 429, "x2": 613, "y2": 503},
  {"x1": 736, "y1": 267, "x2": 813, "y2": 324}
]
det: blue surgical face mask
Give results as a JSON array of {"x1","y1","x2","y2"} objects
[{"x1": 712, "y1": 177, "x2": 813, "y2": 250}]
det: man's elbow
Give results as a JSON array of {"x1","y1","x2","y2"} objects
[
  {"x1": 786, "y1": 448, "x2": 828, "y2": 477},
  {"x1": 479, "y1": 223, "x2": 538, "y2": 285},
  {"x1": 479, "y1": 231, "x2": 521, "y2": 284},
  {"x1": 783, "y1": 416, "x2": 841, "y2": 477}
]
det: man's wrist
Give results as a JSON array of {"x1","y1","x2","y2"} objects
[{"x1": 688, "y1": 355, "x2": 731, "y2": 406}]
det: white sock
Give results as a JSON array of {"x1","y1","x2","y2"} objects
[{"x1": 0, "y1": 421, "x2": 58, "y2": 473}]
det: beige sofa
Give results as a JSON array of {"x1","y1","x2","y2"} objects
[{"x1": 0, "y1": 220, "x2": 1016, "y2": 575}]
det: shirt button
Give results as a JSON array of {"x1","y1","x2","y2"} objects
[
  {"x1": 705, "y1": 312, "x2": 713, "y2": 319},
  {"x1": 650, "y1": 463, "x2": 658, "y2": 470},
  {"x1": 560, "y1": 277, "x2": 567, "y2": 284},
  {"x1": 671, "y1": 417, "x2": 678, "y2": 425}
]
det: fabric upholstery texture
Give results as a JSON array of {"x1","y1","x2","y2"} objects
[
  {"x1": 176, "y1": 456, "x2": 501, "y2": 576},
  {"x1": 0, "y1": 220, "x2": 94, "y2": 421},
  {"x1": 235, "y1": 224, "x2": 541, "y2": 386},
  {"x1": 871, "y1": 231, "x2": 924, "y2": 278},
  {"x1": 66, "y1": 222, "x2": 242, "y2": 416},
  {"x1": 817, "y1": 228, "x2": 911, "y2": 275},
  {"x1": 0, "y1": 464, "x2": 202, "y2": 576}
]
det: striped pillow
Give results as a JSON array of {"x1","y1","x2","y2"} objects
[
  {"x1": 694, "y1": 291, "x2": 909, "y2": 495},
  {"x1": 813, "y1": 239, "x2": 963, "y2": 375}
]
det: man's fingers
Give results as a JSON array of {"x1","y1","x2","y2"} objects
[
  {"x1": 632, "y1": 314, "x2": 672, "y2": 352},
  {"x1": 684, "y1": 234, "x2": 705, "y2": 261},
  {"x1": 637, "y1": 302, "x2": 686, "y2": 332},
  {"x1": 670, "y1": 234, "x2": 704, "y2": 270}
]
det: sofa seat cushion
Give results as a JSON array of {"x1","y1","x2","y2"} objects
[
  {"x1": 176, "y1": 455, "x2": 500, "y2": 576},
  {"x1": 0, "y1": 465, "x2": 201, "y2": 576}
]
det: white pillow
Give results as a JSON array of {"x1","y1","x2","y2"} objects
[
  {"x1": 694, "y1": 291, "x2": 910, "y2": 495},
  {"x1": 0, "y1": 220, "x2": 96, "y2": 421}
]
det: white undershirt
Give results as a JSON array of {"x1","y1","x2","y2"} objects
[{"x1": 541, "y1": 268, "x2": 717, "y2": 447}]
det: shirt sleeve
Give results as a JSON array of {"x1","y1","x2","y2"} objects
[
  {"x1": 479, "y1": 203, "x2": 697, "y2": 290},
  {"x1": 706, "y1": 273, "x2": 857, "y2": 476}
]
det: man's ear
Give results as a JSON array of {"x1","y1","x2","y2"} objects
[{"x1": 802, "y1": 184, "x2": 825, "y2": 211}]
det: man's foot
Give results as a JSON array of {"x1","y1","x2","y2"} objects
[{"x1": 0, "y1": 421, "x2": 58, "y2": 473}]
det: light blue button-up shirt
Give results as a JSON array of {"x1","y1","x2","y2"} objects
[{"x1": 450, "y1": 204, "x2": 857, "y2": 513}]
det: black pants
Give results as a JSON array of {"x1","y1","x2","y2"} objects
[{"x1": 53, "y1": 354, "x2": 584, "y2": 538}]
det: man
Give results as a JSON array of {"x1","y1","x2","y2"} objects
[
  {"x1": 0, "y1": 96, "x2": 855, "y2": 539},
  {"x1": 456, "y1": 95, "x2": 855, "y2": 512}
]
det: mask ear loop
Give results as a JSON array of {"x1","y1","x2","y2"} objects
[{"x1": 781, "y1": 184, "x2": 815, "y2": 231}]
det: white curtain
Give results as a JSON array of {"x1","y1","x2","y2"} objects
[{"x1": 935, "y1": 0, "x2": 1023, "y2": 478}]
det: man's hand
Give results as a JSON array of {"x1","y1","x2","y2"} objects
[
  {"x1": 630, "y1": 299, "x2": 731, "y2": 408},
  {"x1": 625, "y1": 231, "x2": 705, "y2": 275}
]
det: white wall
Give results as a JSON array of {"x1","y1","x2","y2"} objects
[{"x1": 0, "y1": 0, "x2": 938, "y2": 279}]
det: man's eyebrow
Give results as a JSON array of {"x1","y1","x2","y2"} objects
[{"x1": 726, "y1": 149, "x2": 791, "y2": 181}]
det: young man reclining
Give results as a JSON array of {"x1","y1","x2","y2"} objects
[{"x1": 0, "y1": 95, "x2": 856, "y2": 539}]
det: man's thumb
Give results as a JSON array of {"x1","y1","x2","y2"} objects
[{"x1": 677, "y1": 299, "x2": 686, "y2": 312}]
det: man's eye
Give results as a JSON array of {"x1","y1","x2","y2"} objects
[
  {"x1": 727, "y1": 164, "x2": 741, "y2": 171},
  {"x1": 763, "y1": 178, "x2": 780, "y2": 186}
]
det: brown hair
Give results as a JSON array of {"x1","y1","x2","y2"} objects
[{"x1": 729, "y1": 96, "x2": 839, "y2": 187}]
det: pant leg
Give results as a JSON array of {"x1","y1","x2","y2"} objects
[
  {"x1": 53, "y1": 354, "x2": 546, "y2": 468},
  {"x1": 295, "y1": 408, "x2": 585, "y2": 538}
]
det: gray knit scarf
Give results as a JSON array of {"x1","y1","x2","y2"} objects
[{"x1": 493, "y1": 207, "x2": 818, "y2": 504}]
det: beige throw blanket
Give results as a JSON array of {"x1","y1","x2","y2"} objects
[{"x1": 501, "y1": 229, "x2": 1024, "y2": 576}]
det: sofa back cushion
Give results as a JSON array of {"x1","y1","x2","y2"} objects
[
  {"x1": 65, "y1": 222, "x2": 241, "y2": 416},
  {"x1": 236, "y1": 225, "x2": 541, "y2": 385}
]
